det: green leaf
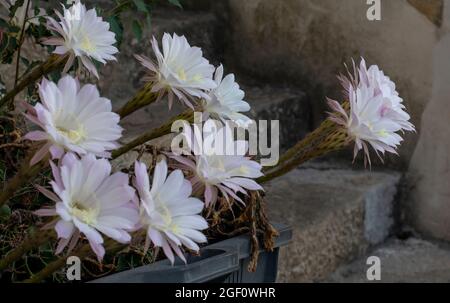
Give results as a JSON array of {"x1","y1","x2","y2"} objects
[
  {"x1": 9, "y1": 0, "x2": 25, "y2": 18},
  {"x1": 168, "y1": 0, "x2": 183, "y2": 8},
  {"x1": 0, "y1": 205, "x2": 11, "y2": 221},
  {"x1": 132, "y1": 20, "x2": 143, "y2": 41},
  {"x1": 107, "y1": 16, "x2": 124, "y2": 46},
  {"x1": 133, "y1": 0, "x2": 149, "y2": 13}
]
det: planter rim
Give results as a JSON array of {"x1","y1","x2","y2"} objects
[{"x1": 91, "y1": 223, "x2": 292, "y2": 283}]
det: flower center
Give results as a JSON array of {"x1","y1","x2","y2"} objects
[
  {"x1": 57, "y1": 125, "x2": 86, "y2": 144},
  {"x1": 70, "y1": 203, "x2": 99, "y2": 226},
  {"x1": 177, "y1": 68, "x2": 187, "y2": 81},
  {"x1": 156, "y1": 203, "x2": 173, "y2": 227},
  {"x1": 80, "y1": 34, "x2": 95, "y2": 53}
]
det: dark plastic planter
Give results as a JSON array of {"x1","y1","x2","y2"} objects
[{"x1": 92, "y1": 223, "x2": 292, "y2": 283}]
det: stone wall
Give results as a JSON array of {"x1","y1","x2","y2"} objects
[
  {"x1": 222, "y1": 0, "x2": 450, "y2": 242},
  {"x1": 223, "y1": 0, "x2": 440, "y2": 168}
]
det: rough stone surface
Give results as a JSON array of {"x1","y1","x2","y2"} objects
[
  {"x1": 327, "y1": 237, "x2": 450, "y2": 283},
  {"x1": 224, "y1": 0, "x2": 437, "y2": 167},
  {"x1": 264, "y1": 166, "x2": 401, "y2": 282},
  {"x1": 407, "y1": 9, "x2": 450, "y2": 242},
  {"x1": 243, "y1": 84, "x2": 311, "y2": 149}
]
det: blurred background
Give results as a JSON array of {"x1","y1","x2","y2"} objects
[{"x1": 2, "y1": 0, "x2": 450, "y2": 282}]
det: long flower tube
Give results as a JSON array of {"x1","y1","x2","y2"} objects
[
  {"x1": 116, "y1": 83, "x2": 159, "y2": 119},
  {"x1": 258, "y1": 118, "x2": 349, "y2": 184},
  {"x1": 0, "y1": 147, "x2": 49, "y2": 208},
  {"x1": 112, "y1": 109, "x2": 195, "y2": 159},
  {"x1": 0, "y1": 229, "x2": 55, "y2": 271},
  {"x1": 0, "y1": 54, "x2": 69, "y2": 111}
]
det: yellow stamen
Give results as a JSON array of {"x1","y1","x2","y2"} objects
[{"x1": 71, "y1": 203, "x2": 99, "y2": 226}]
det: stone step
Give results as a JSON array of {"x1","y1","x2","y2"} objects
[
  {"x1": 264, "y1": 164, "x2": 401, "y2": 282},
  {"x1": 327, "y1": 237, "x2": 450, "y2": 283},
  {"x1": 99, "y1": 7, "x2": 224, "y2": 110},
  {"x1": 117, "y1": 82, "x2": 311, "y2": 147}
]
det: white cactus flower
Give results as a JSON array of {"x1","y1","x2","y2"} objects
[
  {"x1": 43, "y1": 0, "x2": 118, "y2": 78},
  {"x1": 135, "y1": 33, "x2": 216, "y2": 109},
  {"x1": 134, "y1": 159, "x2": 208, "y2": 264},
  {"x1": 170, "y1": 124, "x2": 264, "y2": 207},
  {"x1": 35, "y1": 153, "x2": 139, "y2": 261},
  {"x1": 203, "y1": 65, "x2": 252, "y2": 128},
  {"x1": 328, "y1": 58, "x2": 415, "y2": 164},
  {"x1": 24, "y1": 75, "x2": 122, "y2": 165}
]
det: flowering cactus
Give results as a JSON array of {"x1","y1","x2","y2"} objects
[{"x1": 0, "y1": 0, "x2": 415, "y2": 283}]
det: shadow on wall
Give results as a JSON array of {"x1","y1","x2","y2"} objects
[{"x1": 221, "y1": 0, "x2": 442, "y2": 169}]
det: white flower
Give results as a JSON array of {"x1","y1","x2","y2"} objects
[
  {"x1": 0, "y1": 0, "x2": 43, "y2": 28},
  {"x1": 203, "y1": 65, "x2": 252, "y2": 128},
  {"x1": 170, "y1": 124, "x2": 264, "y2": 207},
  {"x1": 35, "y1": 153, "x2": 139, "y2": 261},
  {"x1": 134, "y1": 160, "x2": 208, "y2": 264},
  {"x1": 135, "y1": 33, "x2": 216, "y2": 109},
  {"x1": 24, "y1": 75, "x2": 123, "y2": 165},
  {"x1": 43, "y1": 0, "x2": 118, "y2": 78},
  {"x1": 328, "y1": 58, "x2": 415, "y2": 164}
]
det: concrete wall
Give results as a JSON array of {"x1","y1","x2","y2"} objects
[
  {"x1": 223, "y1": 0, "x2": 450, "y2": 241},
  {"x1": 407, "y1": 1, "x2": 450, "y2": 242},
  {"x1": 224, "y1": 0, "x2": 440, "y2": 168}
]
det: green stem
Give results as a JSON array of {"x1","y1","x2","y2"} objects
[
  {"x1": 112, "y1": 110, "x2": 194, "y2": 159},
  {"x1": 0, "y1": 150, "x2": 49, "y2": 208},
  {"x1": 259, "y1": 120, "x2": 349, "y2": 184},
  {"x1": 116, "y1": 83, "x2": 158, "y2": 119},
  {"x1": 23, "y1": 238, "x2": 126, "y2": 283},
  {"x1": 10, "y1": 0, "x2": 31, "y2": 111},
  {"x1": 0, "y1": 229, "x2": 55, "y2": 272},
  {"x1": 0, "y1": 54, "x2": 69, "y2": 111}
]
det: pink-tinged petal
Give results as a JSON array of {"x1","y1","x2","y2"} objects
[
  {"x1": 49, "y1": 145, "x2": 65, "y2": 159},
  {"x1": 80, "y1": 56, "x2": 99, "y2": 78},
  {"x1": 56, "y1": 237, "x2": 70, "y2": 255},
  {"x1": 62, "y1": 53, "x2": 75, "y2": 74},
  {"x1": 169, "y1": 155, "x2": 196, "y2": 170},
  {"x1": 23, "y1": 113, "x2": 44, "y2": 128},
  {"x1": 67, "y1": 230, "x2": 81, "y2": 253},
  {"x1": 134, "y1": 161, "x2": 150, "y2": 194},
  {"x1": 55, "y1": 220, "x2": 75, "y2": 239},
  {"x1": 50, "y1": 161, "x2": 63, "y2": 190},
  {"x1": 160, "y1": 237, "x2": 175, "y2": 265},
  {"x1": 134, "y1": 54, "x2": 157, "y2": 72},
  {"x1": 88, "y1": 240, "x2": 105, "y2": 262},
  {"x1": 34, "y1": 208, "x2": 57, "y2": 217},
  {"x1": 30, "y1": 142, "x2": 51, "y2": 166},
  {"x1": 204, "y1": 185, "x2": 213, "y2": 207},
  {"x1": 168, "y1": 239, "x2": 186, "y2": 264},
  {"x1": 228, "y1": 178, "x2": 263, "y2": 191},
  {"x1": 73, "y1": 219, "x2": 103, "y2": 244},
  {"x1": 35, "y1": 185, "x2": 60, "y2": 202},
  {"x1": 147, "y1": 227, "x2": 164, "y2": 247},
  {"x1": 24, "y1": 131, "x2": 48, "y2": 142}
]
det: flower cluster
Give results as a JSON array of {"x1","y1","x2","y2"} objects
[
  {"x1": 328, "y1": 58, "x2": 415, "y2": 164},
  {"x1": 16, "y1": 0, "x2": 413, "y2": 270},
  {"x1": 43, "y1": 0, "x2": 118, "y2": 77},
  {"x1": 135, "y1": 33, "x2": 252, "y2": 125},
  {"x1": 25, "y1": 0, "x2": 261, "y2": 264}
]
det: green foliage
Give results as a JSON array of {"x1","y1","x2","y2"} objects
[{"x1": 168, "y1": 0, "x2": 182, "y2": 8}]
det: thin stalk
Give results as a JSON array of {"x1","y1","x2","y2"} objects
[
  {"x1": 10, "y1": 0, "x2": 31, "y2": 111},
  {"x1": 0, "y1": 149, "x2": 49, "y2": 208},
  {"x1": 258, "y1": 120, "x2": 349, "y2": 184},
  {"x1": 0, "y1": 229, "x2": 55, "y2": 271},
  {"x1": 112, "y1": 110, "x2": 194, "y2": 159},
  {"x1": 23, "y1": 238, "x2": 127, "y2": 283},
  {"x1": 116, "y1": 83, "x2": 158, "y2": 119},
  {"x1": 0, "y1": 54, "x2": 69, "y2": 111}
]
